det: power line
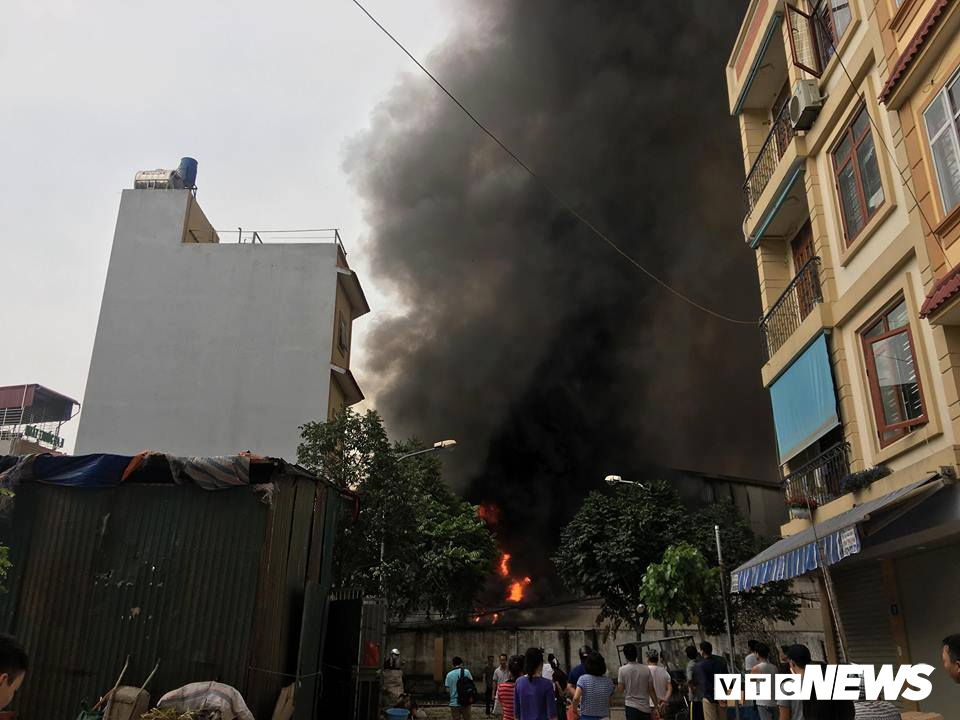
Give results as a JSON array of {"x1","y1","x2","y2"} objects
[{"x1": 349, "y1": 0, "x2": 757, "y2": 326}]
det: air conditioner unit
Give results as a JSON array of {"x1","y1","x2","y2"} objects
[{"x1": 789, "y1": 79, "x2": 824, "y2": 131}]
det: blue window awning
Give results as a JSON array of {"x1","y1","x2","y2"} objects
[
  {"x1": 731, "y1": 474, "x2": 942, "y2": 592},
  {"x1": 770, "y1": 334, "x2": 839, "y2": 464}
]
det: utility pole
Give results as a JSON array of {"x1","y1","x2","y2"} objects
[
  {"x1": 714, "y1": 524, "x2": 741, "y2": 720},
  {"x1": 377, "y1": 440, "x2": 457, "y2": 715}
]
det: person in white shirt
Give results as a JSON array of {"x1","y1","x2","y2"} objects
[
  {"x1": 744, "y1": 640, "x2": 759, "y2": 672},
  {"x1": 645, "y1": 651, "x2": 672, "y2": 719},
  {"x1": 616, "y1": 643, "x2": 660, "y2": 720},
  {"x1": 541, "y1": 651, "x2": 554, "y2": 682}
]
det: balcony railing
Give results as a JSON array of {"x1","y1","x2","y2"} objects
[
  {"x1": 782, "y1": 442, "x2": 851, "y2": 508},
  {"x1": 743, "y1": 101, "x2": 796, "y2": 213},
  {"x1": 760, "y1": 256, "x2": 823, "y2": 362}
]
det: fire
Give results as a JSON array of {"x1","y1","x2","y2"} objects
[
  {"x1": 492, "y1": 613, "x2": 500, "y2": 624},
  {"x1": 507, "y1": 577, "x2": 532, "y2": 603},
  {"x1": 473, "y1": 615, "x2": 481, "y2": 623},
  {"x1": 478, "y1": 503, "x2": 501, "y2": 525},
  {"x1": 498, "y1": 552, "x2": 511, "y2": 577}
]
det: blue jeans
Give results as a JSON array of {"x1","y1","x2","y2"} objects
[
  {"x1": 756, "y1": 707, "x2": 777, "y2": 720},
  {"x1": 624, "y1": 708, "x2": 651, "y2": 720}
]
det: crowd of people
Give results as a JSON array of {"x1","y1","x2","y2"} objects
[
  {"x1": 431, "y1": 633, "x2": 960, "y2": 720},
  {"x1": 442, "y1": 644, "x2": 679, "y2": 720}
]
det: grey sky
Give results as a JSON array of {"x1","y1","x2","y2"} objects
[{"x1": 0, "y1": 0, "x2": 455, "y2": 450}]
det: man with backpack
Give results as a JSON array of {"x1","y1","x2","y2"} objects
[{"x1": 445, "y1": 656, "x2": 477, "y2": 719}]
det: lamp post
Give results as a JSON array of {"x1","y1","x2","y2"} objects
[
  {"x1": 378, "y1": 440, "x2": 457, "y2": 668},
  {"x1": 604, "y1": 475, "x2": 648, "y2": 640},
  {"x1": 604, "y1": 474, "x2": 647, "y2": 490}
]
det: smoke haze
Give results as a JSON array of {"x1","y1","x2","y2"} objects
[{"x1": 346, "y1": 0, "x2": 774, "y2": 585}]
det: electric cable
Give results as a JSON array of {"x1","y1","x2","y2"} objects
[{"x1": 350, "y1": 0, "x2": 758, "y2": 326}]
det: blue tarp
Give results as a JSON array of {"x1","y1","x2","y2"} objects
[
  {"x1": 19, "y1": 453, "x2": 132, "y2": 487},
  {"x1": 770, "y1": 334, "x2": 840, "y2": 463},
  {"x1": 0, "y1": 453, "x2": 258, "y2": 490}
]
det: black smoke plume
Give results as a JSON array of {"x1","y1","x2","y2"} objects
[{"x1": 346, "y1": 0, "x2": 774, "y2": 592}]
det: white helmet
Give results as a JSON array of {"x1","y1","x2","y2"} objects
[{"x1": 391, "y1": 648, "x2": 400, "y2": 655}]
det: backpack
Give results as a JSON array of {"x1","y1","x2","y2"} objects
[{"x1": 456, "y1": 668, "x2": 478, "y2": 706}]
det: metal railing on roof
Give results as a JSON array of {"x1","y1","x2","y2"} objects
[{"x1": 187, "y1": 228, "x2": 347, "y2": 254}]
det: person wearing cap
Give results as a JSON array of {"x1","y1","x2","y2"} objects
[
  {"x1": 383, "y1": 648, "x2": 406, "y2": 707},
  {"x1": 386, "y1": 648, "x2": 403, "y2": 670}
]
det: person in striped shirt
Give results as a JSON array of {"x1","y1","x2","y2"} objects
[
  {"x1": 573, "y1": 652, "x2": 615, "y2": 720},
  {"x1": 496, "y1": 655, "x2": 524, "y2": 720}
]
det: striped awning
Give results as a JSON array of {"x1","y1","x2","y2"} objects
[{"x1": 731, "y1": 474, "x2": 942, "y2": 592}]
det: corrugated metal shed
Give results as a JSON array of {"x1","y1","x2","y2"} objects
[{"x1": 0, "y1": 461, "x2": 349, "y2": 719}]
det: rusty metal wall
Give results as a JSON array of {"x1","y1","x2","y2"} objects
[{"x1": 0, "y1": 481, "x2": 270, "y2": 718}]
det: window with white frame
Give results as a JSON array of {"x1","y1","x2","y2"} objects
[{"x1": 924, "y1": 69, "x2": 960, "y2": 215}]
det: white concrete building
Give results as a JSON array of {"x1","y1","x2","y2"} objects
[{"x1": 76, "y1": 188, "x2": 368, "y2": 460}]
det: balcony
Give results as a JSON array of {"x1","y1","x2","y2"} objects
[
  {"x1": 744, "y1": 101, "x2": 796, "y2": 213},
  {"x1": 760, "y1": 257, "x2": 823, "y2": 362},
  {"x1": 782, "y1": 442, "x2": 851, "y2": 508}
]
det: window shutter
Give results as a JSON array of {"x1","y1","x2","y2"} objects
[{"x1": 786, "y1": 4, "x2": 823, "y2": 78}]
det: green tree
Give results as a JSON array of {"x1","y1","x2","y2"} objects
[
  {"x1": 688, "y1": 499, "x2": 800, "y2": 636},
  {"x1": 640, "y1": 543, "x2": 717, "y2": 631},
  {"x1": 297, "y1": 408, "x2": 496, "y2": 620},
  {"x1": 554, "y1": 485, "x2": 800, "y2": 635},
  {"x1": 552, "y1": 480, "x2": 687, "y2": 632}
]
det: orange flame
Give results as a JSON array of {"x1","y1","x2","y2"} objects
[
  {"x1": 478, "y1": 503, "x2": 501, "y2": 525},
  {"x1": 498, "y1": 552, "x2": 511, "y2": 578},
  {"x1": 492, "y1": 613, "x2": 500, "y2": 624},
  {"x1": 507, "y1": 577, "x2": 532, "y2": 603},
  {"x1": 473, "y1": 615, "x2": 482, "y2": 623}
]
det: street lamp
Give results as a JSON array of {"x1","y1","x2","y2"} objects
[
  {"x1": 604, "y1": 474, "x2": 647, "y2": 489},
  {"x1": 397, "y1": 439, "x2": 458, "y2": 461},
  {"x1": 378, "y1": 439, "x2": 458, "y2": 674}
]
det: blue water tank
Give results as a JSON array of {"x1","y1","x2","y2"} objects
[{"x1": 177, "y1": 157, "x2": 198, "y2": 188}]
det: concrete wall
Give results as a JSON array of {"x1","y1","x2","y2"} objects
[
  {"x1": 388, "y1": 613, "x2": 827, "y2": 683},
  {"x1": 76, "y1": 189, "x2": 340, "y2": 461}
]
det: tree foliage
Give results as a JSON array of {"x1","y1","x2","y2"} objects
[
  {"x1": 297, "y1": 408, "x2": 496, "y2": 620},
  {"x1": 553, "y1": 486, "x2": 799, "y2": 635},
  {"x1": 686, "y1": 500, "x2": 800, "y2": 635},
  {"x1": 640, "y1": 543, "x2": 717, "y2": 629},
  {"x1": 552, "y1": 480, "x2": 687, "y2": 631}
]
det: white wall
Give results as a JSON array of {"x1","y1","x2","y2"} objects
[{"x1": 76, "y1": 189, "x2": 339, "y2": 461}]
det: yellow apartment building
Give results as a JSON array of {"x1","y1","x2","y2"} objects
[{"x1": 725, "y1": 1, "x2": 960, "y2": 715}]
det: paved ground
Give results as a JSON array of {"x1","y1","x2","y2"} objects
[{"x1": 417, "y1": 707, "x2": 630, "y2": 719}]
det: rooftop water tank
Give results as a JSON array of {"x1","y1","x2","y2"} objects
[{"x1": 177, "y1": 157, "x2": 198, "y2": 189}]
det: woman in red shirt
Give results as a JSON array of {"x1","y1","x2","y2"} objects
[{"x1": 497, "y1": 655, "x2": 525, "y2": 720}]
